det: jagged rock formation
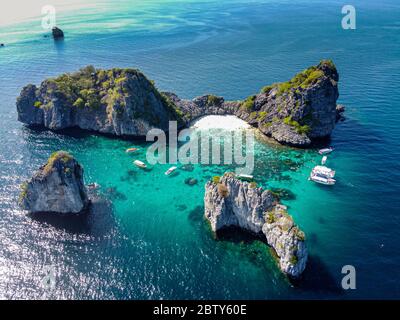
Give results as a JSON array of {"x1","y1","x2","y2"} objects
[
  {"x1": 18, "y1": 151, "x2": 89, "y2": 214},
  {"x1": 52, "y1": 27, "x2": 64, "y2": 39},
  {"x1": 204, "y1": 173, "x2": 307, "y2": 278},
  {"x1": 170, "y1": 60, "x2": 339, "y2": 146},
  {"x1": 17, "y1": 60, "x2": 340, "y2": 147}
]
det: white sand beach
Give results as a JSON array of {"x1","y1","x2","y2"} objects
[{"x1": 190, "y1": 115, "x2": 251, "y2": 130}]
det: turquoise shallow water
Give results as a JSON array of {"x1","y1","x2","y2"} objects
[{"x1": 0, "y1": 0, "x2": 400, "y2": 299}]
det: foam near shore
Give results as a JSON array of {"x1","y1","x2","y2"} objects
[{"x1": 190, "y1": 115, "x2": 251, "y2": 130}]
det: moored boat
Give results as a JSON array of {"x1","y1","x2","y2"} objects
[
  {"x1": 321, "y1": 156, "x2": 327, "y2": 165},
  {"x1": 309, "y1": 174, "x2": 336, "y2": 185},
  {"x1": 133, "y1": 160, "x2": 147, "y2": 169},
  {"x1": 312, "y1": 165, "x2": 335, "y2": 178},
  {"x1": 165, "y1": 166, "x2": 177, "y2": 176},
  {"x1": 318, "y1": 147, "x2": 334, "y2": 155},
  {"x1": 237, "y1": 174, "x2": 254, "y2": 181}
]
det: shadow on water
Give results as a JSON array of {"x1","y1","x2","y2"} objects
[
  {"x1": 28, "y1": 195, "x2": 116, "y2": 236},
  {"x1": 188, "y1": 205, "x2": 204, "y2": 225},
  {"x1": 53, "y1": 38, "x2": 65, "y2": 52},
  {"x1": 188, "y1": 205, "x2": 342, "y2": 295},
  {"x1": 291, "y1": 255, "x2": 344, "y2": 297},
  {"x1": 22, "y1": 125, "x2": 149, "y2": 144}
]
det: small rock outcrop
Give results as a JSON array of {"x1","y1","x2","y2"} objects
[
  {"x1": 19, "y1": 151, "x2": 89, "y2": 214},
  {"x1": 52, "y1": 27, "x2": 64, "y2": 39},
  {"x1": 336, "y1": 104, "x2": 345, "y2": 122},
  {"x1": 17, "y1": 60, "x2": 340, "y2": 147},
  {"x1": 204, "y1": 173, "x2": 307, "y2": 278}
]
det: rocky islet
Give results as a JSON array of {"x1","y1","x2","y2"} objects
[
  {"x1": 204, "y1": 173, "x2": 307, "y2": 277},
  {"x1": 19, "y1": 151, "x2": 90, "y2": 214},
  {"x1": 16, "y1": 60, "x2": 340, "y2": 147}
]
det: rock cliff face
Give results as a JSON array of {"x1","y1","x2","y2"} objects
[
  {"x1": 170, "y1": 60, "x2": 339, "y2": 147},
  {"x1": 17, "y1": 66, "x2": 183, "y2": 136},
  {"x1": 17, "y1": 60, "x2": 340, "y2": 147},
  {"x1": 204, "y1": 173, "x2": 307, "y2": 278},
  {"x1": 19, "y1": 151, "x2": 89, "y2": 214}
]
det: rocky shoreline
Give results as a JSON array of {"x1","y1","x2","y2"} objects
[
  {"x1": 16, "y1": 60, "x2": 340, "y2": 147},
  {"x1": 204, "y1": 173, "x2": 307, "y2": 278}
]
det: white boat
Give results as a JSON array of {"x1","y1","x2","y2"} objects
[
  {"x1": 309, "y1": 174, "x2": 336, "y2": 185},
  {"x1": 126, "y1": 147, "x2": 138, "y2": 153},
  {"x1": 133, "y1": 160, "x2": 147, "y2": 169},
  {"x1": 321, "y1": 156, "x2": 328, "y2": 165},
  {"x1": 165, "y1": 166, "x2": 177, "y2": 176},
  {"x1": 312, "y1": 165, "x2": 335, "y2": 178},
  {"x1": 318, "y1": 147, "x2": 334, "y2": 155},
  {"x1": 237, "y1": 174, "x2": 254, "y2": 181}
]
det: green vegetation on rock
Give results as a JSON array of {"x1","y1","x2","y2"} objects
[
  {"x1": 249, "y1": 181, "x2": 258, "y2": 189},
  {"x1": 240, "y1": 95, "x2": 256, "y2": 112},
  {"x1": 43, "y1": 151, "x2": 73, "y2": 175},
  {"x1": 257, "y1": 111, "x2": 267, "y2": 122},
  {"x1": 266, "y1": 211, "x2": 276, "y2": 224},
  {"x1": 290, "y1": 255, "x2": 298, "y2": 265},
  {"x1": 206, "y1": 95, "x2": 221, "y2": 106},
  {"x1": 34, "y1": 101, "x2": 42, "y2": 108},
  {"x1": 263, "y1": 60, "x2": 331, "y2": 98},
  {"x1": 212, "y1": 176, "x2": 220, "y2": 184},
  {"x1": 283, "y1": 116, "x2": 310, "y2": 134},
  {"x1": 18, "y1": 182, "x2": 28, "y2": 205}
]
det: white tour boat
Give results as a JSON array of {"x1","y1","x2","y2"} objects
[
  {"x1": 318, "y1": 147, "x2": 334, "y2": 155},
  {"x1": 309, "y1": 173, "x2": 336, "y2": 185},
  {"x1": 133, "y1": 160, "x2": 147, "y2": 169},
  {"x1": 311, "y1": 165, "x2": 335, "y2": 178},
  {"x1": 237, "y1": 174, "x2": 254, "y2": 181}
]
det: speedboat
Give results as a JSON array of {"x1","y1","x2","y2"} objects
[
  {"x1": 165, "y1": 166, "x2": 177, "y2": 176},
  {"x1": 133, "y1": 160, "x2": 147, "y2": 169},
  {"x1": 237, "y1": 174, "x2": 254, "y2": 181},
  {"x1": 309, "y1": 173, "x2": 336, "y2": 185},
  {"x1": 321, "y1": 156, "x2": 327, "y2": 165},
  {"x1": 312, "y1": 165, "x2": 335, "y2": 178},
  {"x1": 318, "y1": 147, "x2": 334, "y2": 155},
  {"x1": 126, "y1": 147, "x2": 138, "y2": 153}
]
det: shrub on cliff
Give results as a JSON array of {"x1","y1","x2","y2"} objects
[
  {"x1": 240, "y1": 95, "x2": 256, "y2": 112},
  {"x1": 217, "y1": 183, "x2": 229, "y2": 198},
  {"x1": 212, "y1": 176, "x2": 220, "y2": 184}
]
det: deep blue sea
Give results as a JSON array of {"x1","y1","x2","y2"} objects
[{"x1": 0, "y1": 0, "x2": 399, "y2": 299}]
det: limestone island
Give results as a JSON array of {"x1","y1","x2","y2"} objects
[
  {"x1": 19, "y1": 151, "x2": 90, "y2": 214},
  {"x1": 16, "y1": 60, "x2": 341, "y2": 147},
  {"x1": 205, "y1": 173, "x2": 307, "y2": 278}
]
